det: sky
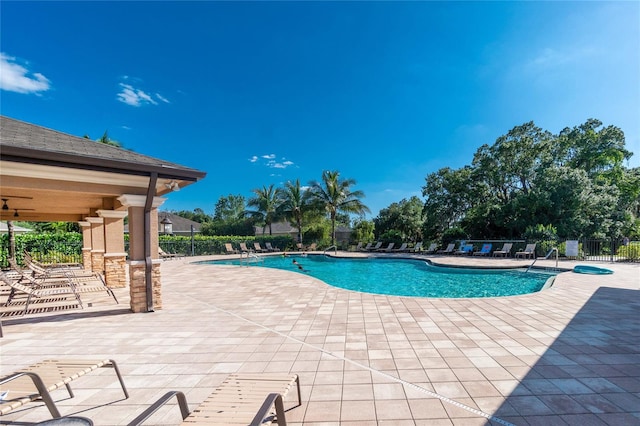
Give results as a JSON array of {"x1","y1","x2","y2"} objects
[{"x1": 2, "y1": 1, "x2": 639, "y2": 219}]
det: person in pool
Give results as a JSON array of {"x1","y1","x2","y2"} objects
[{"x1": 292, "y1": 259, "x2": 308, "y2": 272}]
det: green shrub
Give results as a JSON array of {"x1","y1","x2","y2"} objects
[{"x1": 617, "y1": 242, "x2": 640, "y2": 261}]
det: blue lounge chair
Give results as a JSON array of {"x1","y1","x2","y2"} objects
[
  {"x1": 473, "y1": 243, "x2": 492, "y2": 256},
  {"x1": 454, "y1": 244, "x2": 474, "y2": 255}
]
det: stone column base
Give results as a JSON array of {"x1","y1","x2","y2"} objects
[
  {"x1": 129, "y1": 260, "x2": 162, "y2": 313},
  {"x1": 91, "y1": 250, "x2": 105, "y2": 274},
  {"x1": 82, "y1": 248, "x2": 92, "y2": 273},
  {"x1": 104, "y1": 254, "x2": 128, "y2": 288}
]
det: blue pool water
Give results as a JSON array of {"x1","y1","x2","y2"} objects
[{"x1": 203, "y1": 255, "x2": 555, "y2": 298}]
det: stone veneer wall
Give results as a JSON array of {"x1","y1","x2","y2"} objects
[
  {"x1": 91, "y1": 250, "x2": 105, "y2": 274},
  {"x1": 82, "y1": 248, "x2": 92, "y2": 273},
  {"x1": 129, "y1": 261, "x2": 162, "y2": 312},
  {"x1": 104, "y1": 255, "x2": 127, "y2": 288}
]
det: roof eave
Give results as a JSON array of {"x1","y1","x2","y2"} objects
[{"x1": 0, "y1": 145, "x2": 206, "y2": 182}]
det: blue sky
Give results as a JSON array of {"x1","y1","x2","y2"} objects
[{"x1": 2, "y1": 1, "x2": 639, "y2": 219}]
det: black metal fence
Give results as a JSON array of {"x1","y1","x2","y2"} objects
[
  {"x1": 581, "y1": 239, "x2": 640, "y2": 262},
  {"x1": 3, "y1": 235, "x2": 639, "y2": 268}
]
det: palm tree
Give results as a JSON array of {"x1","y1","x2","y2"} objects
[
  {"x1": 307, "y1": 170, "x2": 370, "y2": 246},
  {"x1": 247, "y1": 184, "x2": 282, "y2": 235},
  {"x1": 279, "y1": 179, "x2": 307, "y2": 243}
]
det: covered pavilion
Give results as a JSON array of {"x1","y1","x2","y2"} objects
[{"x1": 0, "y1": 115, "x2": 206, "y2": 313}]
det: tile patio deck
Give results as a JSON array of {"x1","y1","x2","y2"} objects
[{"x1": 1, "y1": 253, "x2": 639, "y2": 425}]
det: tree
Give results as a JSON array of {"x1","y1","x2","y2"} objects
[
  {"x1": 307, "y1": 170, "x2": 370, "y2": 246},
  {"x1": 352, "y1": 218, "x2": 375, "y2": 243},
  {"x1": 421, "y1": 166, "x2": 475, "y2": 240},
  {"x1": 421, "y1": 119, "x2": 636, "y2": 240},
  {"x1": 279, "y1": 179, "x2": 308, "y2": 243},
  {"x1": 85, "y1": 130, "x2": 122, "y2": 147},
  {"x1": 214, "y1": 195, "x2": 246, "y2": 222},
  {"x1": 203, "y1": 195, "x2": 254, "y2": 236},
  {"x1": 374, "y1": 196, "x2": 424, "y2": 242},
  {"x1": 171, "y1": 208, "x2": 212, "y2": 223},
  {"x1": 248, "y1": 184, "x2": 282, "y2": 235}
]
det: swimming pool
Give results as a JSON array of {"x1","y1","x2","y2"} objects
[{"x1": 203, "y1": 255, "x2": 556, "y2": 298}]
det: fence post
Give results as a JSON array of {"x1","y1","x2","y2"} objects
[
  {"x1": 610, "y1": 237, "x2": 614, "y2": 263},
  {"x1": 190, "y1": 225, "x2": 195, "y2": 257}
]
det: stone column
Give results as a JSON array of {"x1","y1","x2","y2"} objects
[
  {"x1": 78, "y1": 221, "x2": 92, "y2": 273},
  {"x1": 118, "y1": 194, "x2": 165, "y2": 313},
  {"x1": 85, "y1": 217, "x2": 105, "y2": 274},
  {"x1": 97, "y1": 209, "x2": 128, "y2": 288}
]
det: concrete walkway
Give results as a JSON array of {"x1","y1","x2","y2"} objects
[{"x1": 1, "y1": 253, "x2": 639, "y2": 425}]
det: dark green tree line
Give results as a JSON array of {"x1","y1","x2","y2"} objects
[{"x1": 420, "y1": 119, "x2": 638, "y2": 241}]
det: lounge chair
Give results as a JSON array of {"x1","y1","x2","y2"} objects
[
  {"x1": 253, "y1": 242, "x2": 265, "y2": 252},
  {"x1": 515, "y1": 243, "x2": 537, "y2": 259},
  {"x1": 354, "y1": 242, "x2": 364, "y2": 251},
  {"x1": 307, "y1": 243, "x2": 317, "y2": 251},
  {"x1": 0, "y1": 359, "x2": 129, "y2": 418},
  {"x1": 423, "y1": 243, "x2": 438, "y2": 254},
  {"x1": 10, "y1": 258, "x2": 119, "y2": 305},
  {"x1": 225, "y1": 243, "x2": 239, "y2": 254},
  {"x1": 22, "y1": 251, "x2": 82, "y2": 270},
  {"x1": 392, "y1": 243, "x2": 409, "y2": 252},
  {"x1": 360, "y1": 242, "x2": 373, "y2": 252},
  {"x1": 454, "y1": 244, "x2": 474, "y2": 255},
  {"x1": 22, "y1": 252, "x2": 102, "y2": 281},
  {"x1": 377, "y1": 243, "x2": 395, "y2": 252},
  {"x1": 436, "y1": 243, "x2": 455, "y2": 254},
  {"x1": 367, "y1": 242, "x2": 383, "y2": 252},
  {"x1": 127, "y1": 373, "x2": 301, "y2": 426},
  {"x1": 493, "y1": 243, "x2": 513, "y2": 257},
  {"x1": 239, "y1": 242, "x2": 251, "y2": 253},
  {"x1": 159, "y1": 248, "x2": 178, "y2": 260},
  {"x1": 265, "y1": 242, "x2": 279, "y2": 252},
  {"x1": 473, "y1": 243, "x2": 493, "y2": 256},
  {"x1": 411, "y1": 242, "x2": 424, "y2": 252},
  {"x1": 1, "y1": 270, "x2": 82, "y2": 315}
]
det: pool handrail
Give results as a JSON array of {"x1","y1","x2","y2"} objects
[
  {"x1": 323, "y1": 245, "x2": 337, "y2": 256},
  {"x1": 526, "y1": 247, "x2": 558, "y2": 272}
]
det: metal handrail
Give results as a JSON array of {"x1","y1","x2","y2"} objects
[
  {"x1": 323, "y1": 245, "x2": 337, "y2": 256},
  {"x1": 240, "y1": 251, "x2": 263, "y2": 266},
  {"x1": 526, "y1": 247, "x2": 558, "y2": 272}
]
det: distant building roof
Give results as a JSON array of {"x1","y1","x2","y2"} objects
[
  {"x1": 158, "y1": 212, "x2": 203, "y2": 235},
  {"x1": 0, "y1": 222, "x2": 33, "y2": 233},
  {"x1": 124, "y1": 212, "x2": 203, "y2": 235}
]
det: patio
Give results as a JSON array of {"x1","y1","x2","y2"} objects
[{"x1": 1, "y1": 254, "x2": 639, "y2": 425}]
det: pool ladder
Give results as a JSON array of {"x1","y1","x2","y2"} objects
[{"x1": 526, "y1": 247, "x2": 558, "y2": 272}]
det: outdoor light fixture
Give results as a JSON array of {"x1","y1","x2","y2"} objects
[
  {"x1": 13, "y1": 209, "x2": 19, "y2": 218},
  {"x1": 2, "y1": 199, "x2": 8, "y2": 210},
  {"x1": 160, "y1": 216, "x2": 173, "y2": 235},
  {"x1": 165, "y1": 180, "x2": 180, "y2": 192}
]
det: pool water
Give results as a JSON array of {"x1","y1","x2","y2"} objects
[{"x1": 204, "y1": 255, "x2": 555, "y2": 298}]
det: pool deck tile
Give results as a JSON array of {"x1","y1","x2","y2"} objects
[{"x1": 1, "y1": 252, "x2": 639, "y2": 425}]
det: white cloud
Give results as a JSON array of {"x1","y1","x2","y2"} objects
[
  {"x1": 156, "y1": 93, "x2": 170, "y2": 103},
  {"x1": 117, "y1": 82, "x2": 170, "y2": 107},
  {"x1": 249, "y1": 154, "x2": 295, "y2": 169},
  {"x1": 0, "y1": 53, "x2": 51, "y2": 94}
]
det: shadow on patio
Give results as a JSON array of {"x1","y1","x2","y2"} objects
[{"x1": 494, "y1": 286, "x2": 640, "y2": 425}]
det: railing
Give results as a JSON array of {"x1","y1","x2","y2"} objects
[
  {"x1": 526, "y1": 247, "x2": 558, "y2": 272},
  {"x1": 323, "y1": 245, "x2": 337, "y2": 256},
  {"x1": 239, "y1": 251, "x2": 263, "y2": 266}
]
